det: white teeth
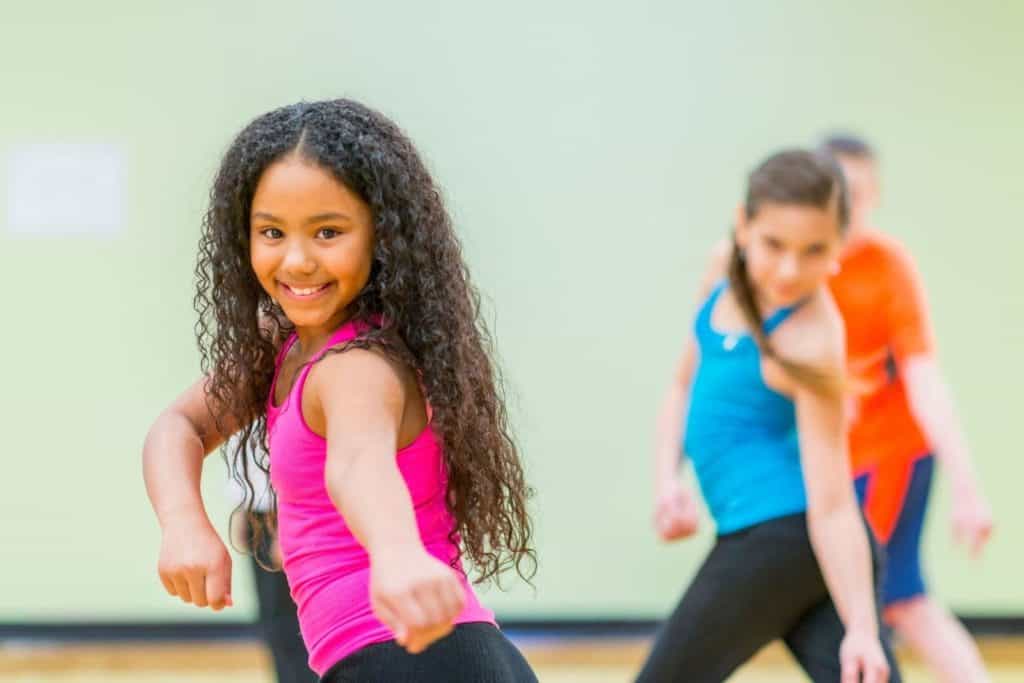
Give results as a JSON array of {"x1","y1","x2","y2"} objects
[{"x1": 288, "y1": 285, "x2": 324, "y2": 296}]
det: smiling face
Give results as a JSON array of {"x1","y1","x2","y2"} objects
[
  {"x1": 249, "y1": 154, "x2": 375, "y2": 337},
  {"x1": 735, "y1": 199, "x2": 843, "y2": 309}
]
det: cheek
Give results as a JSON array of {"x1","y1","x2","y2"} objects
[
  {"x1": 745, "y1": 247, "x2": 777, "y2": 280},
  {"x1": 330, "y1": 243, "x2": 375, "y2": 289},
  {"x1": 796, "y1": 256, "x2": 833, "y2": 283},
  {"x1": 249, "y1": 246, "x2": 276, "y2": 283}
]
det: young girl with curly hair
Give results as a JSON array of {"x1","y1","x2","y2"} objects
[{"x1": 142, "y1": 99, "x2": 537, "y2": 682}]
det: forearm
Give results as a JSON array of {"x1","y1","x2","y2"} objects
[
  {"x1": 143, "y1": 412, "x2": 212, "y2": 529},
  {"x1": 808, "y1": 501, "x2": 878, "y2": 634},
  {"x1": 326, "y1": 448, "x2": 422, "y2": 558},
  {"x1": 654, "y1": 380, "x2": 688, "y2": 492},
  {"x1": 904, "y1": 358, "x2": 979, "y2": 492}
]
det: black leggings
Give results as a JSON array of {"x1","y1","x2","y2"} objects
[
  {"x1": 320, "y1": 622, "x2": 538, "y2": 683},
  {"x1": 636, "y1": 513, "x2": 902, "y2": 683}
]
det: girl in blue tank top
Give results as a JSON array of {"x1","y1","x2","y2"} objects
[{"x1": 638, "y1": 150, "x2": 900, "y2": 683}]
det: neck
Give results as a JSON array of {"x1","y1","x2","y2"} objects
[
  {"x1": 754, "y1": 287, "x2": 816, "y2": 316},
  {"x1": 293, "y1": 309, "x2": 353, "y2": 356}
]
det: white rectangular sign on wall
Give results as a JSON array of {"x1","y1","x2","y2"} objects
[{"x1": 6, "y1": 143, "x2": 124, "y2": 236}]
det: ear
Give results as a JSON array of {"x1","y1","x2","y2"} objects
[{"x1": 733, "y1": 202, "x2": 751, "y2": 250}]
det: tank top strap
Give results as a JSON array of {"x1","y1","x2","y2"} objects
[
  {"x1": 292, "y1": 319, "x2": 365, "y2": 386},
  {"x1": 269, "y1": 319, "x2": 369, "y2": 415},
  {"x1": 762, "y1": 296, "x2": 811, "y2": 335},
  {"x1": 274, "y1": 333, "x2": 299, "y2": 370},
  {"x1": 268, "y1": 334, "x2": 300, "y2": 413},
  {"x1": 309, "y1": 320, "x2": 361, "y2": 363},
  {"x1": 695, "y1": 279, "x2": 728, "y2": 339}
]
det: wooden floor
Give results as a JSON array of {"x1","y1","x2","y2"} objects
[{"x1": 1, "y1": 636, "x2": 1023, "y2": 682}]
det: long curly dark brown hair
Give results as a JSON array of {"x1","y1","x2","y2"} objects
[{"x1": 195, "y1": 99, "x2": 535, "y2": 585}]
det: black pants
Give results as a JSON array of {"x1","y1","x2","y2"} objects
[
  {"x1": 247, "y1": 514, "x2": 318, "y2": 683},
  {"x1": 320, "y1": 623, "x2": 538, "y2": 683},
  {"x1": 636, "y1": 513, "x2": 902, "y2": 682}
]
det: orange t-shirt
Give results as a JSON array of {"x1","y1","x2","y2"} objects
[{"x1": 829, "y1": 230, "x2": 935, "y2": 539}]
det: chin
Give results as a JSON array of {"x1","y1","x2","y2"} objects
[
  {"x1": 769, "y1": 288, "x2": 808, "y2": 307},
  {"x1": 280, "y1": 308, "x2": 332, "y2": 329}
]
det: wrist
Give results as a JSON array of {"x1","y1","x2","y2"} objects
[
  {"x1": 845, "y1": 612, "x2": 879, "y2": 638},
  {"x1": 159, "y1": 504, "x2": 212, "y2": 532},
  {"x1": 368, "y1": 532, "x2": 425, "y2": 564},
  {"x1": 656, "y1": 477, "x2": 682, "y2": 499},
  {"x1": 951, "y1": 474, "x2": 981, "y2": 499}
]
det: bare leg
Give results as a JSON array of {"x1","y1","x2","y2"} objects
[{"x1": 886, "y1": 596, "x2": 989, "y2": 683}]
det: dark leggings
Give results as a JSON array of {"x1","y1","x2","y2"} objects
[
  {"x1": 636, "y1": 513, "x2": 902, "y2": 683},
  {"x1": 320, "y1": 622, "x2": 538, "y2": 683}
]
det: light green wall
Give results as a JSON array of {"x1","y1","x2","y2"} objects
[{"x1": 2, "y1": 2, "x2": 1021, "y2": 622}]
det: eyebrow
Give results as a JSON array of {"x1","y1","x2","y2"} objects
[
  {"x1": 306, "y1": 212, "x2": 353, "y2": 224},
  {"x1": 251, "y1": 211, "x2": 353, "y2": 224}
]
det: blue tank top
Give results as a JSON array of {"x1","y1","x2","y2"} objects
[{"x1": 683, "y1": 281, "x2": 808, "y2": 534}]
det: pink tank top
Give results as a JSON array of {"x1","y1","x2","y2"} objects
[{"x1": 266, "y1": 320, "x2": 495, "y2": 675}]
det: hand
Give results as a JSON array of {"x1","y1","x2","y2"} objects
[
  {"x1": 653, "y1": 481, "x2": 699, "y2": 542},
  {"x1": 158, "y1": 515, "x2": 233, "y2": 611},
  {"x1": 839, "y1": 628, "x2": 889, "y2": 683},
  {"x1": 370, "y1": 547, "x2": 466, "y2": 654},
  {"x1": 951, "y1": 485, "x2": 994, "y2": 559}
]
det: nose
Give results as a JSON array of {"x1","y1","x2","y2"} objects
[
  {"x1": 282, "y1": 239, "x2": 316, "y2": 277},
  {"x1": 777, "y1": 252, "x2": 799, "y2": 280}
]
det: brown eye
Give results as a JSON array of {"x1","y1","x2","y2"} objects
[{"x1": 316, "y1": 227, "x2": 340, "y2": 239}]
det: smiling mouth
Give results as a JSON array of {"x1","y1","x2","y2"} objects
[{"x1": 278, "y1": 282, "x2": 333, "y2": 299}]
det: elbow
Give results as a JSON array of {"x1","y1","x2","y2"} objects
[
  {"x1": 323, "y1": 448, "x2": 367, "y2": 510},
  {"x1": 903, "y1": 358, "x2": 945, "y2": 407},
  {"x1": 143, "y1": 409, "x2": 176, "y2": 457},
  {"x1": 323, "y1": 456, "x2": 348, "y2": 506},
  {"x1": 805, "y1": 487, "x2": 856, "y2": 528},
  {"x1": 143, "y1": 409, "x2": 205, "y2": 464}
]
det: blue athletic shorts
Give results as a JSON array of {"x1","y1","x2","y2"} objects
[{"x1": 855, "y1": 455, "x2": 934, "y2": 606}]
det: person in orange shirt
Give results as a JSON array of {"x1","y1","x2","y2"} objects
[{"x1": 822, "y1": 134, "x2": 994, "y2": 683}]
